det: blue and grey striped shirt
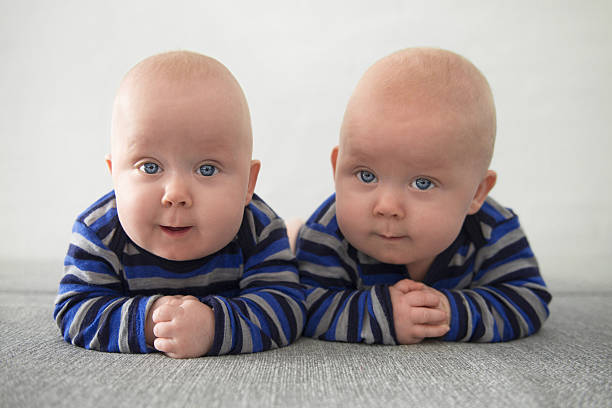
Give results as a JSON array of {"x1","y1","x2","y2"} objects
[
  {"x1": 296, "y1": 194, "x2": 551, "y2": 344},
  {"x1": 54, "y1": 191, "x2": 305, "y2": 355}
]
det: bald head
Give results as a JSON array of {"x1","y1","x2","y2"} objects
[
  {"x1": 111, "y1": 50, "x2": 252, "y2": 155},
  {"x1": 341, "y1": 48, "x2": 496, "y2": 170}
]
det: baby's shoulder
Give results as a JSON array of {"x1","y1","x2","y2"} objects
[
  {"x1": 74, "y1": 190, "x2": 120, "y2": 233},
  {"x1": 305, "y1": 194, "x2": 338, "y2": 231},
  {"x1": 469, "y1": 196, "x2": 520, "y2": 244},
  {"x1": 478, "y1": 196, "x2": 517, "y2": 224}
]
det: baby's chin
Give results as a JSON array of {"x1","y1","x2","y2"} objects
[{"x1": 352, "y1": 244, "x2": 411, "y2": 266}]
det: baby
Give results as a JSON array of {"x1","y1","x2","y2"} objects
[
  {"x1": 293, "y1": 48, "x2": 552, "y2": 344},
  {"x1": 54, "y1": 51, "x2": 305, "y2": 358}
]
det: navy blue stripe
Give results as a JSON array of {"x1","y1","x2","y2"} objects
[
  {"x1": 302, "y1": 273, "x2": 352, "y2": 290},
  {"x1": 450, "y1": 291, "x2": 468, "y2": 340},
  {"x1": 323, "y1": 291, "x2": 353, "y2": 340},
  {"x1": 346, "y1": 294, "x2": 360, "y2": 342},
  {"x1": 480, "y1": 237, "x2": 530, "y2": 271},
  {"x1": 77, "y1": 191, "x2": 116, "y2": 222},
  {"x1": 228, "y1": 302, "x2": 244, "y2": 355},
  {"x1": 59, "y1": 274, "x2": 123, "y2": 293},
  {"x1": 496, "y1": 285, "x2": 539, "y2": 332},
  {"x1": 127, "y1": 296, "x2": 142, "y2": 352},
  {"x1": 206, "y1": 298, "x2": 224, "y2": 355},
  {"x1": 470, "y1": 297, "x2": 486, "y2": 340},
  {"x1": 376, "y1": 285, "x2": 396, "y2": 342},
  {"x1": 67, "y1": 245, "x2": 116, "y2": 273},
  {"x1": 275, "y1": 295, "x2": 298, "y2": 342},
  {"x1": 531, "y1": 287, "x2": 552, "y2": 304},
  {"x1": 307, "y1": 289, "x2": 335, "y2": 321},
  {"x1": 308, "y1": 195, "x2": 336, "y2": 225}
]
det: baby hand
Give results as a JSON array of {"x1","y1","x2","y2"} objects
[
  {"x1": 389, "y1": 279, "x2": 450, "y2": 344},
  {"x1": 146, "y1": 295, "x2": 215, "y2": 359}
]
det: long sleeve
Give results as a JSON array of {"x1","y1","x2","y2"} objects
[
  {"x1": 54, "y1": 216, "x2": 159, "y2": 353},
  {"x1": 436, "y1": 198, "x2": 552, "y2": 342},
  {"x1": 200, "y1": 198, "x2": 306, "y2": 355},
  {"x1": 295, "y1": 198, "x2": 397, "y2": 344}
]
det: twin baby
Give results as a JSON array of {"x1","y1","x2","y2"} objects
[{"x1": 54, "y1": 49, "x2": 551, "y2": 358}]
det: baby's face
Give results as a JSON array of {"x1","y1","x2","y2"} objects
[
  {"x1": 109, "y1": 76, "x2": 256, "y2": 261},
  {"x1": 333, "y1": 100, "x2": 490, "y2": 271}
]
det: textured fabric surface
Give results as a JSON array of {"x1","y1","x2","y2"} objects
[{"x1": 1, "y1": 261, "x2": 611, "y2": 407}]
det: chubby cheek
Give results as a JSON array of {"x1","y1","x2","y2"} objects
[
  {"x1": 114, "y1": 182, "x2": 159, "y2": 245},
  {"x1": 335, "y1": 191, "x2": 370, "y2": 243},
  {"x1": 416, "y1": 209, "x2": 465, "y2": 254}
]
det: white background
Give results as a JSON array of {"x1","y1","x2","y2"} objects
[{"x1": 1, "y1": 0, "x2": 611, "y2": 285}]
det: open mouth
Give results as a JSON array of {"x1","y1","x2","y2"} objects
[{"x1": 160, "y1": 226, "x2": 192, "y2": 235}]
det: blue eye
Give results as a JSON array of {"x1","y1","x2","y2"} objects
[
  {"x1": 357, "y1": 170, "x2": 377, "y2": 184},
  {"x1": 413, "y1": 178, "x2": 434, "y2": 191},
  {"x1": 198, "y1": 164, "x2": 218, "y2": 177},
  {"x1": 140, "y1": 162, "x2": 160, "y2": 174}
]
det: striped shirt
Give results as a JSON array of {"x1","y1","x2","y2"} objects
[
  {"x1": 296, "y1": 194, "x2": 551, "y2": 344},
  {"x1": 54, "y1": 191, "x2": 305, "y2": 355}
]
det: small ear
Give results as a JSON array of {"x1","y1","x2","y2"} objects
[
  {"x1": 330, "y1": 146, "x2": 339, "y2": 178},
  {"x1": 244, "y1": 160, "x2": 261, "y2": 206},
  {"x1": 105, "y1": 154, "x2": 113, "y2": 174},
  {"x1": 468, "y1": 170, "x2": 497, "y2": 214}
]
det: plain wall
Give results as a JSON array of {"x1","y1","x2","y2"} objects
[{"x1": 1, "y1": 0, "x2": 611, "y2": 284}]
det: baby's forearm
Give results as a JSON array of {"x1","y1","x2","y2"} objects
[
  {"x1": 441, "y1": 283, "x2": 549, "y2": 342},
  {"x1": 303, "y1": 285, "x2": 396, "y2": 344},
  {"x1": 54, "y1": 291, "x2": 160, "y2": 353}
]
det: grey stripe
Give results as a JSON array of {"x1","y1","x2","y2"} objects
[
  {"x1": 473, "y1": 256, "x2": 538, "y2": 287},
  {"x1": 319, "y1": 202, "x2": 336, "y2": 227},
  {"x1": 264, "y1": 288, "x2": 305, "y2": 337},
  {"x1": 491, "y1": 306, "x2": 505, "y2": 340},
  {"x1": 456, "y1": 270, "x2": 475, "y2": 290},
  {"x1": 118, "y1": 298, "x2": 134, "y2": 353},
  {"x1": 473, "y1": 226, "x2": 526, "y2": 272},
  {"x1": 369, "y1": 287, "x2": 395, "y2": 345},
  {"x1": 246, "y1": 211, "x2": 258, "y2": 244},
  {"x1": 215, "y1": 298, "x2": 234, "y2": 355},
  {"x1": 481, "y1": 286, "x2": 529, "y2": 338},
  {"x1": 68, "y1": 297, "x2": 98, "y2": 344},
  {"x1": 250, "y1": 197, "x2": 277, "y2": 222},
  {"x1": 89, "y1": 297, "x2": 126, "y2": 350},
  {"x1": 263, "y1": 247, "x2": 295, "y2": 264},
  {"x1": 83, "y1": 200, "x2": 116, "y2": 226},
  {"x1": 480, "y1": 222, "x2": 493, "y2": 241},
  {"x1": 124, "y1": 243, "x2": 140, "y2": 256},
  {"x1": 101, "y1": 227, "x2": 118, "y2": 247},
  {"x1": 240, "y1": 271, "x2": 299, "y2": 289},
  {"x1": 72, "y1": 232, "x2": 121, "y2": 272},
  {"x1": 465, "y1": 290, "x2": 494, "y2": 342},
  {"x1": 448, "y1": 243, "x2": 476, "y2": 268},
  {"x1": 484, "y1": 197, "x2": 514, "y2": 220},
  {"x1": 258, "y1": 218, "x2": 285, "y2": 245},
  {"x1": 241, "y1": 292, "x2": 286, "y2": 347},
  {"x1": 300, "y1": 260, "x2": 353, "y2": 285},
  {"x1": 313, "y1": 291, "x2": 345, "y2": 338},
  {"x1": 505, "y1": 284, "x2": 549, "y2": 325},
  {"x1": 64, "y1": 264, "x2": 119, "y2": 286},
  {"x1": 360, "y1": 305, "x2": 375, "y2": 344},
  {"x1": 301, "y1": 227, "x2": 359, "y2": 274},
  {"x1": 455, "y1": 292, "x2": 474, "y2": 342},
  {"x1": 128, "y1": 268, "x2": 241, "y2": 291},
  {"x1": 305, "y1": 286, "x2": 328, "y2": 310},
  {"x1": 55, "y1": 290, "x2": 79, "y2": 324},
  {"x1": 334, "y1": 292, "x2": 358, "y2": 342},
  {"x1": 356, "y1": 251, "x2": 379, "y2": 265},
  {"x1": 243, "y1": 298, "x2": 262, "y2": 334},
  {"x1": 237, "y1": 313, "x2": 253, "y2": 353}
]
